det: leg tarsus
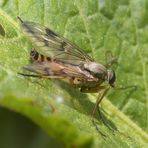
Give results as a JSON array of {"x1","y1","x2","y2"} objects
[
  {"x1": 97, "y1": 107, "x2": 115, "y2": 131},
  {"x1": 91, "y1": 118, "x2": 107, "y2": 138}
]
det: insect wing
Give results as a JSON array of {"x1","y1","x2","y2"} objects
[
  {"x1": 18, "y1": 17, "x2": 94, "y2": 65},
  {"x1": 23, "y1": 61, "x2": 94, "y2": 80}
]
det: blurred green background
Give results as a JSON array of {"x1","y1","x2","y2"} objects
[{"x1": 0, "y1": 107, "x2": 62, "y2": 148}]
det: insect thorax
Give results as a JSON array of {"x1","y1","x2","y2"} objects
[
  {"x1": 83, "y1": 62, "x2": 107, "y2": 79},
  {"x1": 69, "y1": 62, "x2": 107, "y2": 89}
]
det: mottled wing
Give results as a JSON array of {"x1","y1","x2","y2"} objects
[
  {"x1": 23, "y1": 61, "x2": 94, "y2": 80},
  {"x1": 18, "y1": 17, "x2": 94, "y2": 65}
]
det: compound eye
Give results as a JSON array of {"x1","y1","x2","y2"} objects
[{"x1": 107, "y1": 70, "x2": 116, "y2": 86}]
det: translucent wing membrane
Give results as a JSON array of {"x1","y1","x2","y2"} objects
[
  {"x1": 23, "y1": 61, "x2": 94, "y2": 80},
  {"x1": 18, "y1": 17, "x2": 94, "y2": 65}
]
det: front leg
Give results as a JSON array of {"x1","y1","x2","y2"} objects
[
  {"x1": 81, "y1": 86, "x2": 112, "y2": 134},
  {"x1": 80, "y1": 85, "x2": 106, "y2": 93}
]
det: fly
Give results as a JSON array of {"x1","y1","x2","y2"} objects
[{"x1": 17, "y1": 17, "x2": 116, "y2": 125}]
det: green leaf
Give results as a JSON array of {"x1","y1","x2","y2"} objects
[{"x1": 0, "y1": 0, "x2": 148, "y2": 147}]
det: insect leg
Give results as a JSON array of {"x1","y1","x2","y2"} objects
[
  {"x1": 18, "y1": 72, "x2": 67, "y2": 80},
  {"x1": 114, "y1": 84, "x2": 137, "y2": 90},
  {"x1": 91, "y1": 87, "x2": 109, "y2": 137},
  {"x1": 80, "y1": 85, "x2": 112, "y2": 129},
  {"x1": 105, "y1": 51, "x2": 118, "y2": 68},
  {"x1": 91, "y1": 87, "x2": 116, "y2": 133},
  {"x1": 18, "y1": 72, "x2": 43, "y2": 78},
  {"x1": 80, "y1": 85, "x2": 106, "y2": 93},
  {"x1": 92, "y1": 87, "x2": 109, "y2": 117}
]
